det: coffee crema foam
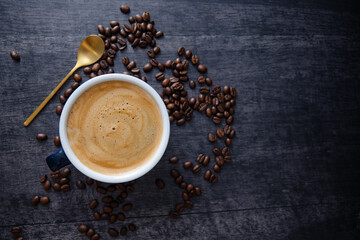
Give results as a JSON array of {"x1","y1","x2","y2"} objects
[{"x1": 67, "y1": 81, "x2": 163, "y2": 175}]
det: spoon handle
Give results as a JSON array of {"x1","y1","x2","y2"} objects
[{"x1": 24, "y1": 63, "x2": 80, "y2": 127}]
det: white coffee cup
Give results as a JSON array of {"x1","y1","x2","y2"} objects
[{"x1": 46, "y1": 73, "x2": 170, "y2": 183}]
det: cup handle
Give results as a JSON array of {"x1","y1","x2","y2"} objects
[{"x1": 46, "y1": 148, "x2": 71, "y2": 171}]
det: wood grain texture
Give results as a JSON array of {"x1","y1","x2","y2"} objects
[{"x1": 1, "y1": 0, "x2": 360, "y2": 239}]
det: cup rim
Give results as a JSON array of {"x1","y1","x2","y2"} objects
[{"x1": 59, "y1": 73, "x2": 170, "y2": 183}]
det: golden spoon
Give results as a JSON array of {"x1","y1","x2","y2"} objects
[{"x1": 24, "y1": 35, "x2": 105, "y2": 127}]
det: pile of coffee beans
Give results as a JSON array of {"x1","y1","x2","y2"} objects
[{"x1": 26, "y1": 3, "x2": 238, "y2": 238}]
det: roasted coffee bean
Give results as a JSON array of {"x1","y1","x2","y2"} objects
[
  {"x1": 31, "y1": 195, "x2": 40, "y2": 206},
  {"x1": 55, "y1": 105, "x2": 63, "y2": 115},
  {"x1": 120, "y1": 4, "x2": 130, "y2": 13},
  {"x1": 64, "y1": 88, "x2": 73, "y2": 98},
  {"x1": 230, "y1": 87, "x2": 237, "y2": 97},
  {"x1": 92, "y1": 63, "x2": 100, "y2": 72},
  {"x1": 170, "y1": 169, "x2": 180, "y2": 178},
  {"x1": 184, "y1": 200, "x2": 193, "y2": 209},
  {"x1": 175, "y1": 203, "x2": 185, "y2": 213},
  {"x1": 119, "y1": 44, "x2": 127, "y2": 51},
  {"x1": 205, "y1": 77, "x2": 212, "y2": 86},
  {"x1": 220, "y1": 148, "x2": 229, "y2": 157},
  {"x1": 110, "y1": 200, "x2": 119, "y2": 209},
  {"x1": 122, "y1": 56, "x2": 130, "y2": 66},
  {"x1": 120, "y1": 226, "x2": 127, "y2": 236},
  {"x1": 117, "y1": 212, "x2": 126, "y2": 221},
  {"x1": 123, "y1": 203, "x2": 133, "y2": 211},
  {"x1": 164, "y1": 60, "x2": 173, "y2": 69},
  {"x1": 208, "y1": 133, "x2": 217, "y2": 142},
  {"x1": 155, "y1": 30, "x2": 164, "y2": 38},
  {"x1": 224, "y1": 101, "x2": 231, "y2": 110},
  {"x1": 78, "y1": 224, "x2": 88, "y2": 233},
  {"x1": 155, "y1": 72, "x2": 165, "y2": 81},
  {"x1": 89, "y1": 199, "x2": 99, "y2": 209},
  {"x1": 226, "y1": 115, "x2": 234, "y2": 125},
  {"x1": 59, "y1": 95, "x2": 66, "y2": 104},
  {"x1": 126, "y1": 223, "x2": 136, "y2": 232},
  {"x1": 213, "y1": 164, "x2": 221, "y2": 173},
  {"x1": 146, "y1": 49, "x2": 155, "y2": 58},
  {"x1": 86, "y1": 177, "x2": 93, "y2": 185},
  {"x1": 107, "y1": 68, "x2": 114, "y2": 74},
  {"x1": 43, "y1": 180, "x2": 51, "y2": 190},
  {"x1": 108, "y1": 228, "x2": 119, "y2": 237},
  {"x1": 224, "y1": 125, "x2": 232, "y2": 135},
  {"x1": 36, "y1": 133, "x2": 47, "y2": 141},
  {"x1": 83, "y1": 66, "x2": 92, "y2": 74},
  {"x1": 71, "y1": 82, "x2": 80, "y2": 90},
  {"x1": 228, "y1": 129, "x2": 236, "y2": 139},
  {"x1": 100, "y1": 60, "x2": 108, "y2": 69},
  {"x1": 91, "y1": 233, "x2": 100, "y2": 240},
  {"x1": 156, "y1": 63, "x2": 165, "y2": 72},
  {"x1": 52, "y1": 183, "x2": 61, "y2": 192},
  {"x1": 11, "y1": 226, "x2": 21, "y2": 234},
  {"x1": 192, "y1": 164, "x2": 201, "y2": 173},
  {"x1": 200, "y1": 86, "x2": 210, "y2": 94},
  {"x1": 109, "y1": 21, "x2": 119, "y2": 27},
  {"x1": 118, "y1": 38, "x2": 127, "y2": 46},
  {"x1": 110, "y1": 43, "x2": 118, "y2": 51},
  {"x1": 213, "y1": 116, "x2": 221, "y2": 124},
  {"x1": 61, "y1": 184, "x2": 70, "y2": 191},
  {"x1": 103, "y1": 205, "x2": 113, "y2": 213},
  {"x1": 100, "y1": 213, "x2": 109, "y2": 220},
  {"x1": 131, "y1": 38, "x2": 139, "y2": 47},
  {"x1": 126, "y1": 61, "x2": 136, "y2": 70},
  {"x1": 104, "y1": 39, "x2": 110, "y2": 48},
  {"x1": 197, "y1": 64, "x2": 207, "y2": 73},
  {"x1": 75, "y1": 180, "x2": 85, "y2": 189},
  {"x1": 195, "y1": 187, "x2": 202, "y2": 196},
  {"x1": 40, "y1": 174, "x2": 47, "y2": 183},
  {"x1": 128, "y1": 16, "x2": 135, "y2": 24},
  {"x1": 183, "y1": 161, "x2": 193, "y2": 169},
  {"x1": 203, "y1": 155, "x2": 210, "y2": 166},
  {"x1": 96, "y1": 186, "x2": 107, "y2": 194},
  {"x1": 59, "y1": 178, "x2": 69, "y2": 185},
  {"x1": 222, "y1": 85, "x2": 229, "y2": 94},
  {"x1": 155, "y1": 178, "x2": 165, "y2": 189},
  {"x1": 89, "y1": 72, "x2": 96, "y2": 78},
  {"x1": 139, "y1": 40, "x2": 147, "y2": 48},
  {"x1": 215, "y1": 129, "x2": 224, "y2": 139},
  {"x1": 210, "y1": 173, "x2": 218, "y2": 183},
  {"x1": 131, "y1": 67, "x2": 140, "y2": 74},
  {"x1": 169, "y1": 156, "x2": 179, "y2": 164},
  {"x1": 135, "y1": 14, "x2": 143, "y2": 23},
  {"x1": 176, "y1": 118, "x2": 186, "y2": 126},
  {"x1": 169, "y1": 210, "x2": 180, "y2": 219},
  {"x1": 161, "y1": 78, "x2": 169, "y2": 87},
  {"x1": 166, "y1": 103, "x2": 175, "y2": 110},
  {"x1": 186, "y1": 184, "x2": 194, "y2": 192},
  {"x1": 97, "y1": 25, "x2": 105, "y2": 34},
  {"x1": 72, "y1": 74, "x2": 82, "y2": 83},
  {"x1": 60, "y1": 168, "x2": 70, "y2": 177},
  {"x1": 175, "y1": 175, "x2": 183, "y2": 185},
  {"x1": 213, "y1": 147, "x2": 221, "y2": 156},
  {"x1": 40, "y1": 196, "x2": 50, "y2": 205},
  {"x1": 191, "y1": 55, "x2": 199, "y2": 65},
  {"x1": 146, "y1": 23, "x2": 153, "y2": 32},
  {"x1": 154, "y1": 46, "x2": 161, "y2": 54},
  {"x1": 178, "y1": 181, "x2": 186, "y2": 189},
  {"x1": 98, "y1": 69, "x2": 104, "y2": 76},
  {"x1": 182, "y1": 192, "x2": 189, "y2": 201},
  {"x1": 143, "y1": 63, "x2": 153, "y2": 72},
  {"x1": 50, "y1": 170, "x2": 60, "y2": 179},
  {"x1": 111, "y1": 25, "x2": 120, "y2": 34},
  {"x1": 229, "y1": 107, "x2": 235, "y2": 115},
  {"x1": 10, "y1": 51, "x2": 20, "y2": 61},
  {"x1": 215, "y1": 156, "x2": 224, "y2": 166},
  {"x1": 177, "y1": 46, "x2": 185, "y2": 56},
  {"x1": 197, "y1": 76, "x2": 205, "y2": 84},
  {"x1": 225, "y1": 138, "x2": 232, "y2": 146},
  {"x1": 150, "y1": 59, "x2": 158, "y2": 67},
  {"x1": 86, "y1": 228, "x2": 95, "y2": 237},
  {"x1": 205, "y1": 107, "x2": 212, "y2": 117},
  {"x1": 127, "y1": 33, "x2": 135, "y2": 42},
  {"x1": 198, "y1": 103, "x2": 207, "y2": 112},
  {"x1": 204, "y1": 170, "x2": 211, "y2": 180},
  {"x1": 183, "y1": 50, "x2": 192, "y2": 59},
  {"x1": 193, "y1": 100, "x2": 200, "y2": 110}
]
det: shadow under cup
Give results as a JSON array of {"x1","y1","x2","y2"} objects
[{"x1": 46, "y1": 74, "x2": 170, "y2": 183}]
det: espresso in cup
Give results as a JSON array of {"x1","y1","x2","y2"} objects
[{"x1": 66, "y1": 81, "x2": 163, "y2": 175}]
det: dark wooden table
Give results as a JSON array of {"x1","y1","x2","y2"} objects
[{"x1": 1, "y1": 0, "x2": 360, "y2": 239}]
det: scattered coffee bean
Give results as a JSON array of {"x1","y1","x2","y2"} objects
[
  {"x1": 11, "y1": 226, "x2": 21, "y2": 234},
  {"x1": 182, "y1": 192, "x2": 189, "y2": 201},
  {"x1": 75, "y1": 180, "x2": 85, "y2": 189},
  {"x1": 169, "y1": 156, "x2": 179, "y2": 163},
  {"x1": 155, "y1": 178, "x2": 165, "y2": 189},
  {"x1": 53, "y1": 136, "x2": 61, "y2": 147},
  {"x1": 78, "y1": 224, "x2": 88, "y2": 233},
  {"x1": 86, "y1": 177, "x2": 93, "y2": 185},
  {"x1": 40, "y1": 174, "x2": 47, "y2": 183},
  {"x1": 128, "y1": 223, "x2": 136, "y2": 232},
  {"x1": 213, "y1": 116, "x2": 221, "y2": 124},
  {"x1": 155, "y1": 30, "x2": 164, "y2": 38},
  {"x1": 86, "y1": 228, "x2": 95, "y2": 237},
  {"x1": 183, "y1": 161, "x2": 193, "y2": 169},
  {"x1": 191, "y1": 55, "x2": 199, "y2": 65},
  {"x1": 197, "y1": 64, "x2": 207, "y2": 73},
  {"x1": 123, "y1": 203, "x2": 133, "y2": 211},
  {"x1": 103, "y1": 205, "x2": 113, "y2": 214},
  {"x1": 120, "y1": 5, "x2": 130, "y2": 13},
  {"x1": 108, "y1": 228, "x2": 119, "y2": 237},
  {"x1": 61, "y1": 168, "x2": 71, "y2": 177},
  {"x1": 59, "y1": 177, "x2": 69, "y2": 185},
  {"x1": 59, "y1": 95, "x2": 66, "y2": 104},
  {"x1": 225, "y1": 138, "x2": 231, "y2": 146},
  {"x1": 120, "y1": 226, "x2": 127, "y2": 236},
  {"x1": 89, "y1": 199, "x2": 98, "y2": 209},
  {"x1": 143, "y1": 63, "x2": 153, "y2": 72},
  {"x1": 205, "y1": 77, "x2": 212, "y2": 86},
  {"x1": 170, "y1": 169, "x2": 180, "y2": 178},
  {"x1": 91, "y1": 233, "x2": 101, "y2": 240},
  {"x1": 154, "y1": 46, "x2": 161, "y2": 54},
  {"x1": 52, "y1": 183, "x2": 61, "y2": 192},
  {"x1": 210, "y1": 173, "x2": 218, "y2": 183},
  {"x1": 204, "y1": 170, "x2": 211, "y2": 180},
  {"x1": 96, "y1": 186, "x2": 107, "y2": 194},
  {"x1": 192, "y1": 164, "x2": 201, "y2": 173},
  {"x1": 184, "y1": 50, "x2": 192, "y2": 59},
  {"x1": 177, "y1": 46, "x2": 185, "y2": 56},
  {"x1": 43, "y1": 180, "x2": 51, "y2": 190},
  {"x1": 83, "y1": 67, "x2": 91, "y2": 74},
  {"x1": 208, "y1": 133, "x2": 217, "y2": 142},
  {"x1": 73, "y1": 73, "x2": 82, "y2": 82},
  {"x1": 64, "y1": 88, "x2": 73, "y2": 98},
  {"x1": 118, "y1": 212, "x2": 126, "y2": 221},
  {"x1": 203, "y1": 155, "x2": 210, "y2": 166},
  {"x1": 50, "y1": 170, "x2": 60, "y2": 179},
  {"x1": 216, "y1": 129, "x2": 225, "y2": 138},
  {"x1": 31, "y1": 195, "x2": 40, "y2": 206},
  {"x1": 55, "y1": 105, "x2": 63, "y2": 115},
  {"x1": 61, "y1": 184, "x2": 70, "y2": 192},
  {"x1": 36, "y1": 133, "x2": 47, "y2": 141},
  {"x1": 213, "y1": 164, "x2": 221, "y2": 172},
  {"x1": 71, "y1": 82, "x2": 80, "y2": 90},
  {"x1": 40, "y1": 196, "x2": 50, "y2": 205},
  {"x1": 10, "y1": 51, "x2": 20, "y2": 61},
  {"x1": 170, "y1": 210, "x2": 180, "y2": 219}
]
